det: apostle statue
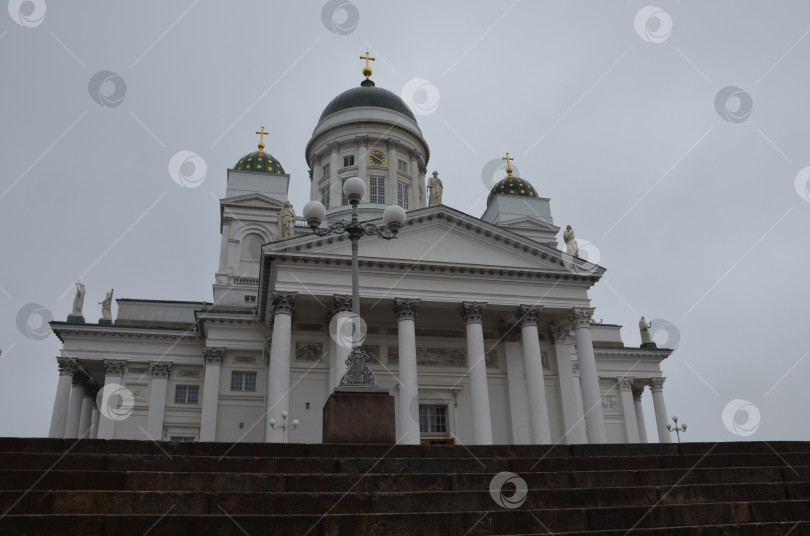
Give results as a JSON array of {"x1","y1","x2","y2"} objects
[
  {"x1": 99, "y1": 289, "x2": 114, "y2": 321},
  {"x1": 428, "y1": 171, "x2": 443, "y2": 206},
  {"x1": 71, "y1": 282, "x2": 86, "y2": 317},
  {"x1": 639, "y1": 316, "x2": 653, "y2": 345},
  {"x1": 280, "y1": 201, "x2": 295, "y2": 239},
  {"x1": 563, "y1": 225, "x2": 579, "y2": 258}
]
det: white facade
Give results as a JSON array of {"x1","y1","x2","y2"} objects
[{"x1": 48, "y1": 77, "x2": 673, "y2": 445}]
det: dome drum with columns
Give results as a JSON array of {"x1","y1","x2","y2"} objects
[{"x1": 45, "y1": 55, "x2": 674, "y2": 447}]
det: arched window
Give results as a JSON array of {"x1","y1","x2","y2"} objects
[{"x1": 239, "y1": 233, "x2": 264, "y2": 278}]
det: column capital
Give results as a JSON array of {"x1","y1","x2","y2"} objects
[
  {"x1": 419, "y1": 165, "x2": 427, "y2": 176},
  {"x1": 572, "y1": 361, "x2": 580, "y2": 376},
  {"x1": 616, "y1": 377, "x2": 634, "y2": 391},
  {"x1": 355, "y1": 135, "x2": 368, "y2": 148},
  {"x1": 409, "y1": 149, "x2": 419, "y2": 161},
  {"x1": 648, "y1": 377, "x2": 666, "y2": 392},
  {"x1": 393, "y1": 298, "x2": 420, "y2": 321},
  {"x1": 330, "y1": 141, "x2": 341, "y2": 153},
  {"x1": 568, "y1": 307, "x2": 595, "y2": 329},
  {"x1": 84, "y1": 383, "x2": 100, "y2": 398},
  {"x1": 203, "y1": 347, "x2": 225, "y2": 364},
  {"x1": 387, "y1": 138, "x2": 398, "y2": 150},
  {"x1": 71, "y1": 372, "x2": 89, "y2": 387},
  {"x1": 632, "y1": 385, "x2": 646, "y2": 400},
  {"x1": 517, "y1": 305, "x2": 543, "y2": 327},
  {"x1": 271, "y1": 292, "x2": 297, "y2": 316},
  {"x1": 222, "y1": 216, "x2": 233, "y2": 226},
  {"x1": 103, "y1": 359, "x2": 127, "y2": 376},
  {"x1": 460, "y1": 302, "x2": 486, "y2": 324},
  {"x1": 57, "y1": 357, "x2": 79, "y2": 376},
  {"x1": 499, "y1": 325, "x2": 521, "y2": 343},
  {"x1": 332, "y1": 294, "x2": 352, "y2": 315},
  {"x1": 312, "y1": 155, "x2": 321, "y2": 166},
  {"x1": 148, "y1": 361, "x2": 172, "y2": 378},
  {"x1": 549, "y1": 324, "x2": 574, "y2": 345}
]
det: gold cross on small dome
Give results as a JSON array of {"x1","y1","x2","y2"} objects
[
  {"x1": 256, "y1": 126, "x2": 269, "y2": 152},
  {"x1": 502, "y1": 152, "x2": 515, "y2": 177},
  {"x1": 359, "y1": 51, "x2": 375, "y2": 79}
]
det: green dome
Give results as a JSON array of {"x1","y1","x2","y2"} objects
[
  {"x1": 319, "y1": 80, "x2": 417, "y2": 122},
  {"x1": 234, "y1": 150, "x2": 285, "y2": 174},
  {"x1": 487, "y1": 176, "x2": 538, "y2": 206}
]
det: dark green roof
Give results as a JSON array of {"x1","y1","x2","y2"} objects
[
  {"x1": 234, "y1": 150, "x2": 285, "y2": 174},
  {"x1": 319, "y1": 80, "x2": 417, "y2": 122},
  {"x1": 487, "y1": 176, "x2": 539, "y2": 206}
]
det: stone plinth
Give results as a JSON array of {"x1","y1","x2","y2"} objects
[{"x1": 322, "y1": 391, "x2": 395, "y2": 443}]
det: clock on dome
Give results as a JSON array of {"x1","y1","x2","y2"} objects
[{"x1": 368, "y1": 150, "x2": 386, "y2": 166}]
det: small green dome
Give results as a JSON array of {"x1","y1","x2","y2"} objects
[
  {"x1": 234, "y1": 150, "x2": 285, "y2": 174},
  {"x1": 487, "y1": 176, "x2": 538, "y2": 206}
]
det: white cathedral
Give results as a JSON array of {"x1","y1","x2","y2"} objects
[{"x1": 47, "y1": 58, "x2": 674, "y2": 446}]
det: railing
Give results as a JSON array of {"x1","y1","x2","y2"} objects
[{"x1": 230, "y1": 276, "x2": 259, "y2": 286}]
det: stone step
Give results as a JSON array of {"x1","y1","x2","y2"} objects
[
  {"x1": 0, "y1": 510, "x2": 807, "y2": 535},
  {"x1": 1, "y1": 437, "x2": 808, "y2": 458},
  {"x1": 2, "y1": 484, "x2": 808, "y2": 515},
  {"x1": 1, "y1": 467, "x2": 808, "y2": 493},
  {"x1": 1, "y1": 451, "x2": 807, "y2": 474}
]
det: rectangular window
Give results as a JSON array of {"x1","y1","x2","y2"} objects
[
  {"x1": 369, "y1": 177, "x2": 385, "y2": 204},
  {"x1": 231, "y1": 371, "x2": 257, "y2": 392},
  {"x1": 343, "y1": 155, "x2": 355, "y2": 167},
  {"x1": 341, "y1": 179, "x2": 348, "y2": 206},
  {"x1": 419, "y1": 406, "x2": 447, "y2": 434},
  {"x1": 320, "y1": 185, "x2": 330, "y2": 208},
  {"x1": 322, "y1": 163, "x2": 330, "y2": 177},
  {"x1": 397, "y1": 182, "x2": 410, "y2": 210},
  {"x1": 398, "y1": 159, "x2": 408, "y2": 172},
  {"x1": 174, "y1": 385, "x2": 199, "y2": 404},
  {"x1": 169, "y1": 436, "x2": 195, "y2": 442},
  {"x1": 244, "y1": 295, "x2": 256, "y2": 303}
]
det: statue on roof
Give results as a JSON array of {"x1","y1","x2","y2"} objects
[
  {"x1": 71, "y1": 282, "x2": 85, "y2": 317},
  {"x1": 99, "y1": 289, "x2": 114, "y2": 321},
  {"x1": 639, "y1": 316, "x2": 654, "y2": 347},
  {"x1": 428, "y1": 171, "x2": 443, "y2": 206},
  {"x1": 280, "y1": 201, "x2": 296, "y2": 239},
  {"x1": 563, "y1": 225, "x2": 579, "y2": 258}
]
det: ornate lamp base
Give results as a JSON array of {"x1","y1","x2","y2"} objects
[{"x1": 322, "y1": 391, "x2": 395, "y2": 443}]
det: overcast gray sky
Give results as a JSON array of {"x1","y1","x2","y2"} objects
[{"x1": 2, "y1": 0, "x2": 809, "y2": 442}]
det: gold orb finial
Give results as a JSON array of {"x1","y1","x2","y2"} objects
[
  {"x1": 502, "y1": 152, "x2": 515, "y2": 178},
  {"x1": 255, "y1": 126, "x2": 268, "y2": 152},
  {"x1": 359, "y1": 50, "x2": 375, "y2": 80}
]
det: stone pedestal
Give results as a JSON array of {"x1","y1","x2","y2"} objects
[
  {"x1": 322, "y1": 392, "x2": 395, "y2": 443},
  {"x1": 98, "y1": 319, "x2": 112, "y2": 325},
  {"x1": 66, "y1": 315, "x2": 85, "y2": 324}
]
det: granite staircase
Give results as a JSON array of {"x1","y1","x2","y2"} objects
[{"x1": 0, "y1": 438, "x2": 808, "y2": 535}]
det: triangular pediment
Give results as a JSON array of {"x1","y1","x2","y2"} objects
[
  {"x1": 496, "y1": 215, "x2": 560, "y2": 233},
  {"x1": 267, "y1": 206, "x2": 603, "y2": 275},
  {"x1": 221, "y1": 193, "x2": 286, "y2": 210}
]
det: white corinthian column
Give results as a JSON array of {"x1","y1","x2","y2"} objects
[
  {"x1": 649, "y1": 377, "x2": 671, "y2": 443},
  {"x1": 145, "y1": 362, "x2": 172, "y2": 441},
  {"x1": 632, "y1": 385, "x2": 649, "y2": 443},
  {"x1": 550, "y1": 325, "x2": 586, "y2": 444},
  {"x1": 394, "y1": 298, "x2": 420, "y2": 445},
  {"x1": 49, "y1": 357, "x2": 77, "y2": 438},
  {"x1": 518, "y1": 305, "x2": 551, "y2": 444},
  {"x1": 460, "y1": 302, "x2": 492, "y2": 445},
  {"x1": 200, "y1": 347, "x2": 224, "y2": 442},
  {"x1": 266, "y1": 292, "x2": 296, "y2": 443},
  {"x1": 569, "y1": 307, "x2": 606, "y2": 444},
  {"x1": 616, "y1": 377, "x2": 640, "y2": 443}
]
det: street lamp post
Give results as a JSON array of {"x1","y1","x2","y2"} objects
[
  {"x1": 268, "y1": 410, "x2": 299, "y2": 443},
  {"x1": 666, "y1": 415, "x2": 687, "y2": 443},
  {"x1": 302, "y1": 177, "x2": 406, "y2": 392}
]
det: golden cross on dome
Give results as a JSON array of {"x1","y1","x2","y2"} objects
[
  {"x1": 255, "y1": 126, "x2": 268, "y2": 152},
  {"x1": 502, "y1": 152, "x2": 515, "y2": 177},
  {"x1": 359, "y1": 50, "x2": 375, "y2": 79}
]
